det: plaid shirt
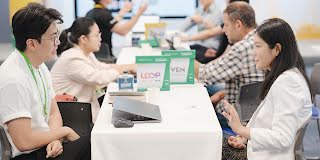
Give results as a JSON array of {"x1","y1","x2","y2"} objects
[{"x1": 198, "y1": 30, "x2": 264, "y2": 114}]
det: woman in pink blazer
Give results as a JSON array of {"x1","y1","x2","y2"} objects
[{"x1": 51, "y1": 17, "x2": 135, "y2": 122}]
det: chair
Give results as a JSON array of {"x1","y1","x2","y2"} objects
[
  {"x1": 57, "y1": 102, "x2": 93, "y2": 136},
  {"x1": 237, "y1": 82, "x2": 263, "y2": 122},
  {"x1": 0, "y1": 125, "x2": 11, "y2": 160},
  {"x1": 96, "y1": 43, "x2": 117, "y2": 64},
  {"x1": 310, "y1": 63, "x2": 320, "y2": 139},
  {"x1": 44, "y1": 60, "x2": 56, "y2": 71},
  {"x1": 221, "y1": 82, "x2": 262, "y2": 137},
  {"x1": 295, "y1": 118, "x2": 310, "y2": 160}
]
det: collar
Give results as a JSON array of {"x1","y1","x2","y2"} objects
[
  {"x1": 243, "y1": 29, "x2": 256, "y2": 41},
  {"x1": 94, "y1": 4, "x2": 104, "y2": 9},
  {"x1": 200, "y1": 2, "x2": 216, "y2": 13},
  {"x1": 15, "y1": 49, "x2": 37, "y2": 71},
  {"x1": 15, "y1": 49, "x2": 43, "y2": 70},
  {"x1": 72, "y1": 45, "x2": 97, "y2": 67},
  {"x1": 73, "y1": 45, "x2": 94, "y2": 58}
]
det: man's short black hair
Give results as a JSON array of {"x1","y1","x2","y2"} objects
[{"x1": 12, "y1": 3, "x2": 63, "y2": 52}]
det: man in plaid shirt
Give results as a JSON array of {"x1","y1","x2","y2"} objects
[{"x1": 195, "y1": 2, "x2": 264, "y2": 123}]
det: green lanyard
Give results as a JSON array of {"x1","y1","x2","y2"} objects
[{"x1": 19, "y1": 51, "x2": 48, "y2": 119}]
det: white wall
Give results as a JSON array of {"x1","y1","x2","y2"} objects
[
  {"x1": 43, "y1": 0, "x2": 320, "y2": 39},
  {"x1": 77, "y1": 0, "x2": 198, "y2": 18},
  {"x1": 44, "y1": 0, "x2": 75, "y2": 30},
  {"x1": 250, "y1": 0, "x2": 320, "y2": 35}
]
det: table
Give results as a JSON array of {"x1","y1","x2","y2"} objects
[
  {"x1": 91, "y1": 83, "x2": 222, "y2": 160},
  {"x1": 91, "y1": 44, "x2": 223, "y2": 160}
]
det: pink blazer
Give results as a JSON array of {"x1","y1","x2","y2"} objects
[{"x1": 51, "y1": 46, "x2": 119, "y2": 122}]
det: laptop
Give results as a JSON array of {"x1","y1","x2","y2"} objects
[
  {"x1": 165, "y1": 39, "x2": 176, "y2": 50},
  {"x1": 112, "y1": 97, "x2": 162, "y2": 124}
]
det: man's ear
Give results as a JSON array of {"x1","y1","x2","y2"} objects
[
  {"x1": 235, "y1": 20, "x2": 243, "y2": 30},
  {"x1": 26, "y1": 39, "x2": 37, "y2": 52}
]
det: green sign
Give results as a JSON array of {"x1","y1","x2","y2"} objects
[
  {"x1": 162, "y1": 50, "x2": 195, "y2": 84},
  {"x1": 138, "y1": 38, "x2": 160, "y2": 47},
  {"x1": 136, "y1": 56, "x2": 171, "y2": 91}
]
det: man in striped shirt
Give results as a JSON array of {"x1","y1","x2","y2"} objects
[{"x1": 195, "y1": 2, "x2": 264, "y2": 127}]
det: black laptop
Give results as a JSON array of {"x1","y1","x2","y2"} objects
[
  {"x1": 165, "y1": 39, "x2": 176, "y2": 50},
  {"x1": 112, "y1": 97, "x2": 162, "y2": 124}
]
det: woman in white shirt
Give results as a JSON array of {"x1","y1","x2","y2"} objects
[
  {"x1": 51, "y1": 17, "x2": 135, "y2": 122},
  {"x1": 221, "y1": 18, "x2": 313, "y2": 159}
]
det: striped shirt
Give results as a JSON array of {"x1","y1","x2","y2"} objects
[{"x1": 198, "y1": 30, "x2": 265, "y2": 113}]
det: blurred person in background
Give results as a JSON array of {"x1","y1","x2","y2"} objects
[
  {"x1": 180, "y1": 0, "x2": 224, "y2": 63},
  {"x1": 86, "y1": 0, "x2": 148, "y2": 61}
]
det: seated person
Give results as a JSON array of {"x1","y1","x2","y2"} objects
[
  {"x1": 0, "y1": 3, "x2": 90, "y2": 159},
  {"x1": 204, "y1": 0, "x2": 252, "y2": 101},
  {"x1": 86, "y1": 0, "x2": 148, "y2": 60},
  {"x1": 51, "y1": 17, "x2": 136, "y2": 123},
  {"x1": 221, "y1": 18, "x2": 313, "y2": 160},
  {"x1": 195, "y1": 2, "x2": 264, "y2": 126},
  {"x1": 182, "y1": 0, "x2": 250, "y2": 64},
  {"x1": 179, "y1": 0, "x2": 224, "y2": 63}
]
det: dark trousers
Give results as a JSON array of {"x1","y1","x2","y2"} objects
[
  {"x1": 12, "y1": 134, "x2": 91, "y2": 160},
  {"x1": 217, "y1": 112, "x2": 230, "y2": 130},
  {"x1": 190, "y1": 44, "x2": 218, "y2": 64},
  {"x1": 191, "y1": 35, "x2": 229, "y2": 64}
]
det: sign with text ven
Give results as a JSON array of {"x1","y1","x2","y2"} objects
[
  {"x1": 136, "y1": 56, "x2": 171, "y2": 91},
  {"x1": 162, "y1": 50, "x2": 195, "y2": 84}
]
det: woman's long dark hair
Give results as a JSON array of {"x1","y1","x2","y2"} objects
[
  {"x1": 257, "y1": 18, "x2": 313, "y2": 100},
  {"x1": 57, "y1": 17, "x2": 96, "y2": 55}
]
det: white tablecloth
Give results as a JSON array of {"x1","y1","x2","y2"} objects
[{"x1": 91, "y1": 83, "x2": 223, "y2": 160}]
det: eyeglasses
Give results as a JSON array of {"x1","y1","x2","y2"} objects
[
  {"x1": 87, "y1": 32, "x2": 102, "y2": 39},
  {"x1": 41, "y1": 31, "x2": 60, "y2": 45}
]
